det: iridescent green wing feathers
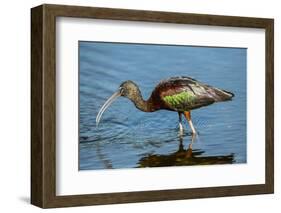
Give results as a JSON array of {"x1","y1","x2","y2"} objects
[
  {"x1": 156, "y1": 76, "x2": 234, "y2": 111},
  {"x1": 163, "y1": 91, "x2": 196, "y2": 111}
]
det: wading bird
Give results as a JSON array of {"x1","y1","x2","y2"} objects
[{"x1": 96, "y1": 76, "x2": 234, "y2": 135}]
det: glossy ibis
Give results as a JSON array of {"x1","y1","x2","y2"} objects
[{"x1": 96, "y1": 76, "x2": 234, "y2": 135}]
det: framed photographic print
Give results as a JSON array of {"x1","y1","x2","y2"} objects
[{"x1": 31, "y1": 4, "x2": 274, "y2": 208}]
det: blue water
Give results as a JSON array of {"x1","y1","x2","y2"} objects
[{"x1": 79, "y1": 41, "x2": 246, "y2": 170}]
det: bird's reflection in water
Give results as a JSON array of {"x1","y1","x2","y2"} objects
[{"x1": 137, "y1": 135, "x2": 234, "y2": 168}]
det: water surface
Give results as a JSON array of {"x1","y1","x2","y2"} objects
[{"x1": 79, "y1": 42, "x2": 246, "y2": 170}]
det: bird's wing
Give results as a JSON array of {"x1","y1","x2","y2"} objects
[
  {"x1": 156, "y1": 76, "x2": 232, "y2": 111},
  {"x1": 160, "y1": 86, "x2": 215, "y2": 111}
]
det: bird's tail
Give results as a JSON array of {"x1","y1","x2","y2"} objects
[{"x1": 212, "y1": 88, "x2": 234, "y2": 102}]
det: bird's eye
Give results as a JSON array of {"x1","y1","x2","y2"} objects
[{"x1": 120, "y1": 88, "x2": 124, "y2": 95}]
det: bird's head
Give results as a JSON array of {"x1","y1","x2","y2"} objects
[
  {"x1": 119, "y1": 80, "x2": 140, "y2": 100},
  {"x1": 96, "y1": 80, "x2": 139, "y2": 126}
]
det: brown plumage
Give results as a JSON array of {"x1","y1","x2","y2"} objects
[
  {"x1": 96, "y1": 76, "x2": 234, "y2": 134},
  {"x1": 148, "y1": 76, "x2": 234, "y2": 112}
]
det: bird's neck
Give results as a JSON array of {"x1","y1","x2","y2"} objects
[{"x1": 129, "y1": 92, "x2": 155, "y2": 112}]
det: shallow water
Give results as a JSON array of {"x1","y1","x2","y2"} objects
[{"x1": 79, "y1": 42, "x2": 246, "y2": 170}]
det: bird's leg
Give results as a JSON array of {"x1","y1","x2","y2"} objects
[
  {"x1": 178, "y1": 112, "x2": 184, "y2": 136},
  {"x1": 189, "y1": 133, "x2": 196, "y2": 149},
  {"x1": 178, "y1": 134, "x2": 184, "y2": 152},
  {"x1": 184, "y1": 111, "x2": 196, "y2": 135}
]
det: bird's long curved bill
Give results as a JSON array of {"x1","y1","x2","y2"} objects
[{"x1": 96, "y1": 91, "x2": 121, "y2": 126}]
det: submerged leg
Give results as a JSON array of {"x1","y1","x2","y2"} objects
[
  {"x1": 184, "y1": 111, "x2": 196, "y2": 135},
  {"x1": 189, "y1": 133, "x2": 196, "y2": 149},
  {"x1": 178, "y1": 112, "x2": 184, "y2": 135}
]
